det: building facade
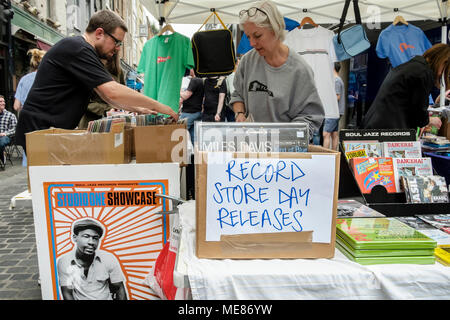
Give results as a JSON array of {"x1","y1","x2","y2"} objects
[{"x1": 1, "y1": 0, "x2": 148, "y2": 111}]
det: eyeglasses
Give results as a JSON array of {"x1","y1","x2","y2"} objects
[
  {"x1": 104, "y1": 30, "x2": 123, "y2": 47},
  {"x1": 239, "y1": 7, "x2": 268, "y2": 18}
]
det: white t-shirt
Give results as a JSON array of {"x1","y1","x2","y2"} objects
[{"x1": 285, "y1": 26, "x2": 340, "y2": 119}]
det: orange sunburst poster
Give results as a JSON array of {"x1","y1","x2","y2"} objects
[{"x1": 29, "y1": 163, "x2": 180, "y2": 300}]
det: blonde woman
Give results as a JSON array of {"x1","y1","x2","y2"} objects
[
  {"x1": 14, "y1": 48, "x2": 46, "y2": 113},
  {"x1": 231, "y1": 0, "x2": 324, "y2": 139}
]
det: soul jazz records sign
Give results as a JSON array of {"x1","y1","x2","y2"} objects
[
  {"x1": 29, "y1": 163, "x2": 179, "y2": 300},
  {"x1": 206, "y1": 153, "x2": 336, "y2": 243}
]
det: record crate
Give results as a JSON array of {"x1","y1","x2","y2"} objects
[{"x1": 338, "y1": 129, "x2": 450, "y2": 217}]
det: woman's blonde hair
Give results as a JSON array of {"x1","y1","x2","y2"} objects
[
  {"x1": 28, "y1": 48, "x2": 46, "y2": 71},
  {"x1": 239, "y1": 0, "x2": 286, "y2": 42}
]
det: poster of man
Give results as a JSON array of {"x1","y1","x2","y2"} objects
[{"x1": 57, "y1": 219, "x2": 127, "y2": 300}]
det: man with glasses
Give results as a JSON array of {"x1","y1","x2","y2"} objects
[{"x1": 15, "y1": 10, "x2": 178, "y2": 153}]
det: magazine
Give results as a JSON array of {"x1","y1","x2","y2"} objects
[
  {"x1": 343, "y1": 141, "x2": 383, "y2": 160},
  {"x1": 417, "y1": 214, "x2": 450, "y2": 234},
  {"x1": 403, "y1": 176, "x2": 449, "y2": 203},
  {"x1": 395, "y1": 216, "x2": 450, "y2": 245},
  {"x1": 392, "y1": 158, "x2": 433, "y2": 192},
  {"x1": 350, "y1": 157, "x2": 397, "y2": 193},
  {"x1": 337, "y1": 200, "x2": 385, "y2": 218},
  {"x1": 383, "y1": 141, "x2": 422, "y2": 158}
]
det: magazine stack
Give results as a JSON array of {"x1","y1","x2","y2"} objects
[
  {"x1": 336, "y1": 217, "x2": 437, "y2": 265},
  {"x1": 396, "y1": 215, "x2": 450, "y2": 266}
]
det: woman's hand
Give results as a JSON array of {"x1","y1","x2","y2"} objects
[{"x1": 215, "y1": 113, "x2": 221, "y2": 122}]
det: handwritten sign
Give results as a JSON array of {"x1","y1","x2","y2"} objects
[{"x1": 206, "y1": 153, "x2": 336, "y2": 243}]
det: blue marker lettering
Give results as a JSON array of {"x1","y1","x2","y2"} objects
[
  {"x1": 259, "y1": 187, "x2": 269, "y2": 203},
  {"x1": 226, "y1": 160, "x2": 243, "y2": 182},
  {"x1": 273, "y1": 208, "x2": 283, "y2": 231},
  {"x1": 264, "y1": 164, "x2": 274, "y2": 183},
  {"x1": 248, "y1": 211, "x2": 260, "y2": 227},
  {"x1": 261, "y1": 209, "x2": 272, "y2": 228},
  {"x1": 243, "y1": 183, "x2": 257, "y2": 204},
  {"x1": 275, "y1": 160, "x2": 289, "y2": 182},
  {"x1": 251, "y1": 162, "x2": 264, "y2": 180},
  {"x1": 239, "y1": 161, "x2": 250, "y2": 180},
  {"x1": 299, "y1": 189, "x2": 310, "y2": 207},
  {"x1": 292, "y1": 210, "x2": 303, "y2": 232},
  {"x1": 291, "y1": 161, "x2": 305, "y2": 181},
  {"x1": 213, "y1": 182, "x2": 224, "y2": 204}
]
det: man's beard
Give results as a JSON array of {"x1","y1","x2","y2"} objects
[{"x1": 95, "y1": 45, "x2": 111, "y2": 60}]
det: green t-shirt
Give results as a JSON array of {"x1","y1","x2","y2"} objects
[{"x1": 138, "y1": 32, "x2": 194, "y2": 113}]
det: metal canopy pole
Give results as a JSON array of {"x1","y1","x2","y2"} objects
[{"x1": 439, "y1": 0, "x2": 448, "y2": 107}]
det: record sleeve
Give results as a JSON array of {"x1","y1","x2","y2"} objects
[
  {"x1": 392, "y1": 158, "x2": 433, "y2": 192},
  {"x1": 383, "y1": 141, "x2": 422, "y2": 158},
  {"x1": 336, "y1": 217, "x2": 437, "y2": 250}
]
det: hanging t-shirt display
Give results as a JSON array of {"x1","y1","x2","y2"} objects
[
  {"x1": 376, "y1": 23, "x2": 432, "y2": 68},
  {"x1": 285, "y1": 26, "x2": 340, "y2": 119},
  {"x1": 138, "y1": 32, "x2": 194, "y2": 113}
]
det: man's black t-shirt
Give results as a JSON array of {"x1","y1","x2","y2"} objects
[
  {"x1": 361, "y1": 56, "x2": 434, "y2": 130},
  {"x1": 182, "y1": 77, "x2": 204, "y2": 113},
  {"x1": 15, "y1": 36, "x2": 113, "y2": 148},
  {"x1": 203, "y1": 77, "x2": 227, "y2": 115}
]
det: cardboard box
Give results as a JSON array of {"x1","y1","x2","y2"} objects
[
  {"x1": 134, "y1": 123, "x2": 188, "y2": 165},
  {"x1": 195, "y1": 145, "x2": 340, "y2": 259},
  {"x1": 26, "y1": 123, "x2": 132, "y2": 190}
]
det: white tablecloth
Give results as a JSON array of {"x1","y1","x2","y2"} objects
[{"x1": 176, "y1": 202, "x2": 450, "y2": 300}]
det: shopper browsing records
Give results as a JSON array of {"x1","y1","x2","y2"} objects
[
  {"x1": 362, "y1": 43, "x2": 450, "y2": 131},
  {"x1": 202, "y1": 76, "x2": 227, "y2": 122},
  {"x1": 231, "y1": 0, "x2": 324, "y2": 138},
  {"x1": 323, "y1": 62, "x2": 345, "y2": 150},
  {"x1": 14, "y1": 49, "x2": 46, "y2": 114},
  {"x1": 57, "y1": 219, "x2": 127, "y2": 300},
  {"x1": 179, "y1": 69, "x2": 204, "y2": 143},
  {"x1": 15, "y1": 10, "x2": 178, "y2": 153},
  {"x1": 78, "y1": 54, "x2": 126, "y2": 129}
]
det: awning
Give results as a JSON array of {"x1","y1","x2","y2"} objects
[
  {"x1": 140, "y1": 0, "x2": 448, "y2": 25},
  {"x1": 11, "y1": 4, "x2": 64, "y2": 47},
  {"x1": 36, "y1": 39, "x2": 52, "y2": 51}
]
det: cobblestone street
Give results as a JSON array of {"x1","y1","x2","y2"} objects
[{"x1": 0, "y1": 155, "x2": 42, "y2": 300}]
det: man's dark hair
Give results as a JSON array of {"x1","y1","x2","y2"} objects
[
  {"x1": 334, "y1": 62, "x2": 341, "y2": 73},
  {"x1": 86, "y1": 10, "x2": 128, "y2": 34}
]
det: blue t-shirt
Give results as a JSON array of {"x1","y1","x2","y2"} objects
[
  {"x1": 14, "y1": 71, "x2": 37, "y2": 105},
  {"x1": 237, "y1": 17, "x2": 300, "y2": 55},
  {"x1": 376, "y1": 23, "x2": 432, "y2": 68}
]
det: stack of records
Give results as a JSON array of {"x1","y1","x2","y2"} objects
[{"x1": 336, "y1": 218, "x2": 437, "y2": 265}]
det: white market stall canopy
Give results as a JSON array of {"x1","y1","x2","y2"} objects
[{"x1": 141, "y1": 0, "x2": 449, "y2": 26}]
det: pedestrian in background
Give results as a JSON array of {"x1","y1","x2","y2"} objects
[
  {"x1": 323, "y1": 62, "x2": 345, "y2": 150},
  {"x1": 0, "y1": 95, "x2": 17, "y2": 165},
  {"x1": 179, "y1": 69, "x2": 204, "y2": 144},
  {"x1": 202, "y1": 76, "x2": 227, "y2": 122},
  {"x1": 13, "y1": 48, "x2": 46, "y2": 114}
]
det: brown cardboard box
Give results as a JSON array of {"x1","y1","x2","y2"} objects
[
  {"x1": 134, "y1": 123, "x2": 188, "y2": 165},
  {"x1": 195, "y1": 145, "x2": 340, "y2": 259},
  {"x1": 26, "y1": 123, "x2": 132, "y2": 190}
]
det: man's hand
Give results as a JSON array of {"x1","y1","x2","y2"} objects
[{"x1": 429, "y1": 116, "x2": 442, "y2": 129}]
